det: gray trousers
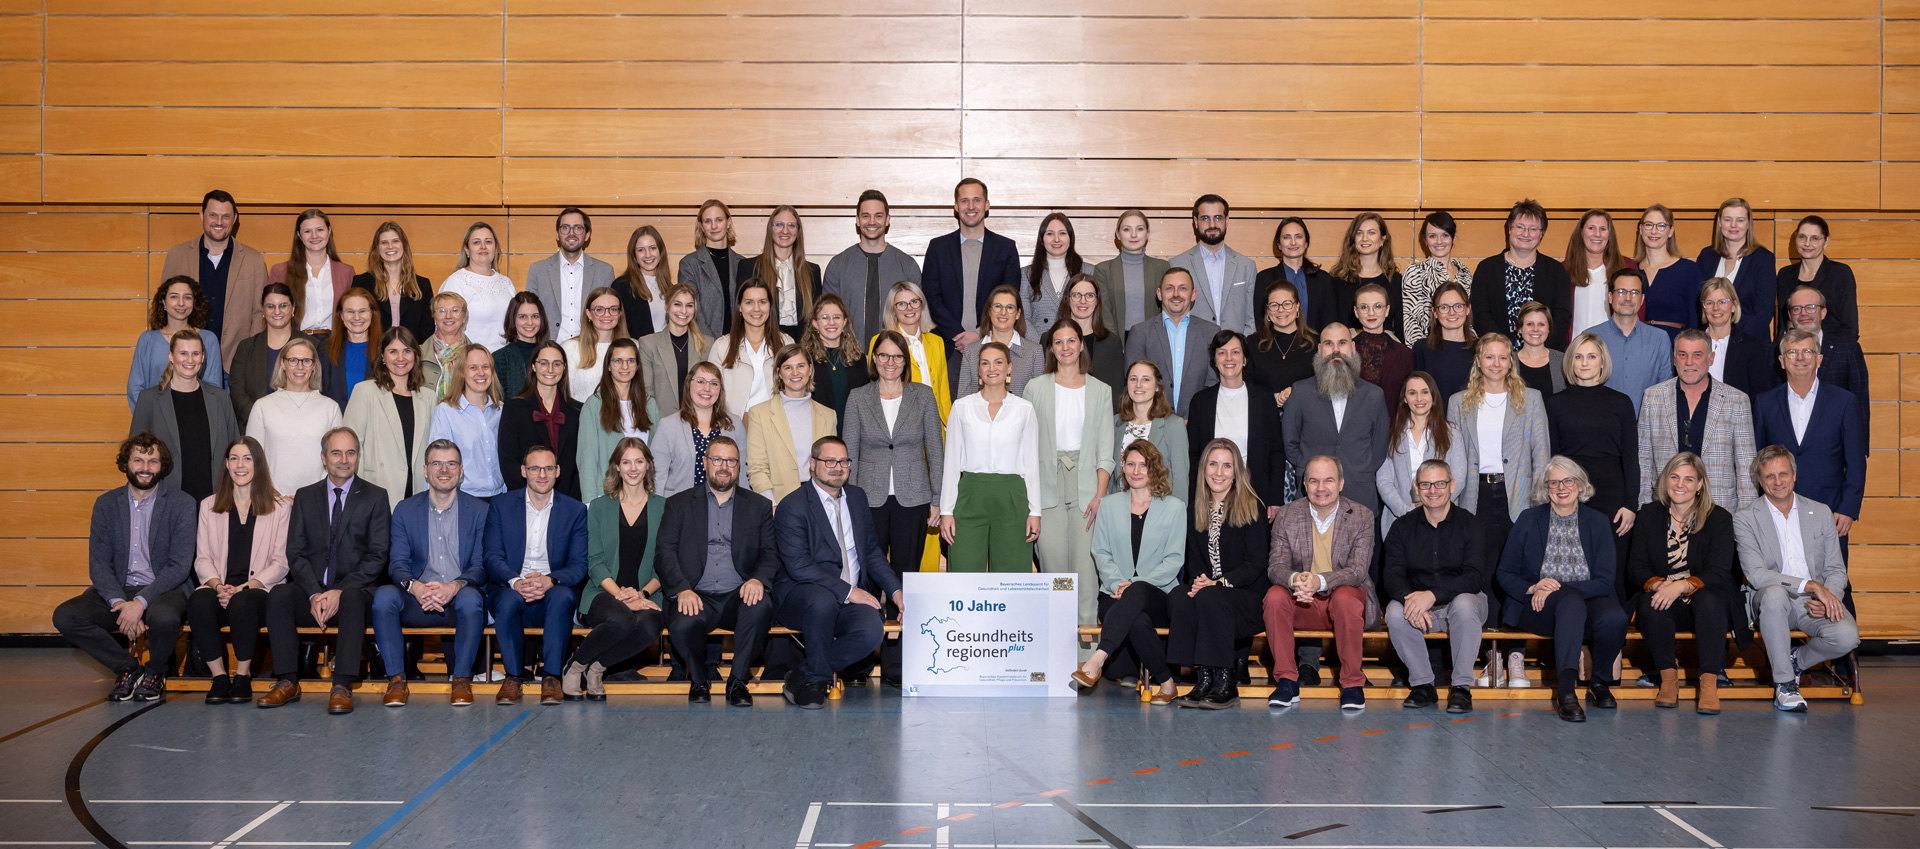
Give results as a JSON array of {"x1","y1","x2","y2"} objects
[
  {"x1": 1385, "y1": 592, "x2": 1488, "y2": 688},
  {"x1": 1036, "y1": 451, "x2": 1098, "y2": 629},
  {"x1": 1752, "y1": 584, "x2": 1860, "y2": 684}
]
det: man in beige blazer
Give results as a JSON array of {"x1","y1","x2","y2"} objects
[{"x1": 159, "y1": 189, "x2": 270, "y2": 372}]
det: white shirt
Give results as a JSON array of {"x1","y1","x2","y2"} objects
[
  {"x1": 1402, "y1": 425, "x2": 1431, "y2": 479},
  {"x1": 1199, "y1": 244, "x2": 1227, "y2": 315},
  {"x1": 1331, "y1": 393, "x2": 1349, "y2": 431},
  {"x1": 643, "y1": 275, "x2": 668, "y2": 332},
  {"x1": 940, "y1": 392, "x2": 1042, "y2": 517},
  {"x1": 440, "y1": 268, "x2": 518, "y2": 351},
  {"x1": 1476, "y1": 392, "x2": 1508, "y2": 474},
  {"x1": 902, "y1": 332, "x2": 931, "y2": 388},
  {"x1": 1787, "y1": 379, "x2": 1819, "y2": 444},
  {"x1": 566, "y1": 337, "x2": 611, "y2": 402},
  {"x1": 1054, "y1": 382, "x2": 1086, "y2": 451},
  {"x1": 775, "y1": 258, "x2": 798, "y2": 326},
  {"x1": 515, "y1": 495, "x2": 553, "y2": 583},
  {"x1": 1716, "y1": 256, "x2": 1743, "y2": 285},
  {"x1": 880, "y1": 393, "x2": 904, "y2": 496},
  {"x1": 1766, "y1": 495, "x2": 1811, "y2": 592},
  {"x1": 1217, "y1": 384, "x2": 1249, "y2": 457},
  {"x1": 244, "y1": 390, "x2": 344, "y2": 491},
  {"x1": 617, "y1": 399, "x2": 650, "y2": 441},
  {"x1": 300, "y1": 262, "x2": 334, "y2": 331},
  {"x1": 552, "y1": 254, "x2": 586, "y2": 342},
  {"x1": 815, "y1": 484, "x2": 861, "y2": 596},
  {"x1": 1572, "y1": 267, "x2": 1611, "y2": 338},
  {"x1": 1709, "y1": 332, "x2": 1730, "y2": 382}
]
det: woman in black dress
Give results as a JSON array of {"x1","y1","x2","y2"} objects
[
  {"x1": 1512, "y1": 301, "x2": 1564, "y2": 397},
  {"x1": 1412, "y1": 281, "x2": 1476, "y2": 413},
  {"x1": 1544, "y1": 331, "x2": 1638, "y2": 595},
  {"x1": 1247, "y1": 278, "x2": 1320, "y2": 505}
]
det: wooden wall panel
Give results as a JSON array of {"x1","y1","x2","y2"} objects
[
  {"x1": 1424, "y1": 67, "x2": 1881, "y2": 114},
  {"x1": 45, "y1": 16, "x2": 505, "y2": 62},
  {"x1": 1891, "y1": 69, "x2": 1920, "y2": 113},
  {"x1": 56, "y1": 0, "x2": 500, "y2": 12},
  {"x1": 1423, "y1": 162, "x2": 1881, "y2": 212},
  {"x1": 0, "y1": 397, "x2": 134, "y2": 443},
  {"x1": 967, "y1": 64, "x2": 1418, "y2": 111},
  {"x1": 1425, "y1": 0, "x2": 1880, "y2": 16},
  {"x1": 964, "y1": 17, "x2": 1417, "y2": 64},
  {"x1": 0, "y1": 254, "x2": 146, "y2": 299},
  {"x1": 2, "y1": 302, "x2": 149, "y2": 347},
  {"x1": 0, "y1": 60, "x2": 37, "y2": 104},
  {"x1": 43, "y1": 156, "x2": 502, "y2": 206},
  {"x1": 0, "y1": 349, "x2": 131, "y2": 394},
  {"x1": 47, "y1": 62, "x2": 505, "y2": 108},
  {"x1": 0, "y1": 213, "x2": 145, "y2": 252},
  {"x1": 506, "y1": 16, "x2": 959, "y2": 62},
  {"x1": 0, "y1": 588, "x2": 83, "y2": 635},
  {"x1": 0, "y1": 105, "x2": 35, "y2": 154},
  {"x1": 964, "y1": 111, "x2": 1420, "y2": 160},
  {"x1": 45, "y1": 107, "x2": 505, "y2": 157},
  {"x1": 1424, "y1": 113, "x2": 1880, "y2": 163},
  {"x1": 507, "y1": 63, "x2": 960, "y2": 110},
  {"x1": 1424, "y1": 20, "x2": 1879, "y2": 66},
  {"x1": 505, "y1": 110, "x2": 959, "y2": 159},
  {"x1": 966, "y1": 160, "x2": 1420, "y2": 210},
  {"x1": 503, "y1": 158, "x2": 962, "y2": 207},
  {"x1": 0, "y1": 14, "x2": 37, "y2": 60},
  {"x1": 0, "y1": 156, "x2": 37, "y2": 203},
  {"x1": 964, "y1": 0, "x2": 1418, "y2": 15}
]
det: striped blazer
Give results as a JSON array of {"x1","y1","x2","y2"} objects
[
  {"x1": 842, "y1": 382, "x2": 945, "y2": 509},
  {"x1": 1446, "y1": 387, "x2": 1550, "y2": 521},
  {"x1": 1635, "y1": 377, "x2": 1756, "y2": 512}
]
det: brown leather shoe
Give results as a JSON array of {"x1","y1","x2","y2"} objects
[
  {"x1": 540, "y1": 676, "x2": 563, "y2": 706},
  {"x1": 327, "y1": 685, "x2": 355, "y2": 715},
  {"x1": 383, "y1": 676, "x2": 409, "y2": 707},
  {"x1": 450, "y1": 678, "x2": 474, "y2": 706},
  {"x1": 495, "y1": 677, "x2": 523, "y2": 705},
  {"x1": 256, "y1": 679, "x2": 301, "y2": 709},
  {"x1": 1149, "y1": 689, "x2": 1177, "y2": 706}
]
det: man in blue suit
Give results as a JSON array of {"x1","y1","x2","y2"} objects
[
  {"x1": 373, "y1": 439, "x2": 489, "y2": 707},
  {"x1": 920, "y1": 178, "x2": 1021, "y2": 394},
  {"x1": 484, "y1": 445, "x2": 589, "y2": 706},
  {"x1": 773, "y1": 436, "x2": 903, "y2": 709},
  {"x1": 1754, "y1": 329, "x2": 1865, "y2": 553}
]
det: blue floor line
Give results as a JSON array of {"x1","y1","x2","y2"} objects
[{"x1": 348, "y1": 712, "x2": 533, "y2": 849}]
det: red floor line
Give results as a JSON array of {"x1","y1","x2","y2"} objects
[
  {"x1": 1406, "y1": 724, "x2": 1431, "y2": 728},
  {"x1": 1498, "y1": 712, "x2": 1523, "y2": 717},
  {"x1": 1360, "y1": 729, "x2": 1387, "y2": 735},
  {"x1": 1132, "y1": 768, "x2": 1160, "y2": 775},
  {"x1": 1453, "y1": 717, "x2": 1477, "y2": 723},
  {"x1": 899, "y1": 826, "x2": 931, "y2": 835},
  {"x1": 1177, "y1": 758, "x2": 1206, "y2": 765},
  {"x1": 1085, "y1": 778, "x2": 1115, "y2": 785},
  {"x1": 1313, "y1": 735, "x2": 1340, "y2": 741}
]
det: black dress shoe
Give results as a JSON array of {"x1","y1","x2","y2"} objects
[
  {"x1": 688, "y1": 682, "x2": 711, "y2": 703},
  {"x1": 206, "y1": 675, "x2": 231, "y2": 705},
  {"x1": 1446, "y1": 686, "x2": 1473, "y2": 714},
  {"x1": 1234, "y1": 658, "x2": 1252, "y2": 685},
  {"x1": 1402, "y1": 683, "x2": 1438, "y2": 709},
  {"x1": 726, "y1": 680, "x2": 752, "y2": 707},
  {"x1": 1556, "y1": 691, "x2": 1587, "y2": 722},
  {"x1": 1586, "y1": 682, "x2": 1617, "y2": 709},
  {"x1": 228, "y1": 674, "x2": 252, "y2": 704},
  {"x1": 1298, "y1": 664, "x2": 1322, "y2": 687},
  {"x1": 1176, "y1": 666, "x2": 1216, "y2": 708}
]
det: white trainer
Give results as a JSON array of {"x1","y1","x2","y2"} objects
[{"x1": 1507, "y1": 651, "x2": 1532, "y2": 688}]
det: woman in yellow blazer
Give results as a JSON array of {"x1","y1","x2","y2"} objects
[
  {"x1": 869, "y1": 279, "x2": 951, "y2": 570},
  {"x1": 185, "y1": 436, "x2": 293, "y2": 704},
  {"x1": 343, "y1": 327, "x2": 439, "y2": 510},
  {"x1": 746, "y1": 344, "x2": 838, "y2": 503}
]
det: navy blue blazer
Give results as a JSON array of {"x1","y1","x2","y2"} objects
[
  {"x1": 655, "y1": 486, "x2": 779, "y2": 597},
  {"x1": 389, "y1": 490, "x2": 490, "y2": 587},
  {"x1": 1721, "y1": 329, "x2": 1781, "y2": 400},
  {"x1": 922, "y1": 229, "x2": 1022, "y2": 346},
  {"x1": 1496, "y1": 504, "x2": 1618, "y2": 626},
  {"x1": 773, "y1": 480, "x2": 901, "y2": 606},
  {"x1": 1753, "y1": 382, "x2": 1865, "y2": 520},
  {"x1": 482, "y1": 488, "x2": 590, "y2": 590},
  {"x1": 1695, "y1": 245, "x2": 1776, "y2": 341},
  {"x1": 1816, "y1": 334, "x2": 1871, "y2": 437},
  {"x1": 88, "y1": 486, "x2": 197, "y2": 605}
]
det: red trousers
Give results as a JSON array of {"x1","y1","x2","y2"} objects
[{"x1": 1263, "y1": 584, "x2": 1367, "y2": 688}]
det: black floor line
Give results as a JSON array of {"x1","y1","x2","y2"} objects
[
  {"x1": 1283, "y1": 823, "x2": 1347, "y2": 839},
  {"x1": 0, "y1": 696, "x2": 105, "y2": 746},
  {"x1": 1049, "y1": 796, "x2": 1139, "y2": 849},
  {"x1": 1811, "y1": 806, "x2": 1916, "y2": 817},
  {"x1": 64, "y1": 695, "x2": 178, "y2": 849}
]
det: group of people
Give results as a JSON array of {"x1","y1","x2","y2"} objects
[{"x1": 75, "y1": 184, "x2": 1864, "y2": 719}]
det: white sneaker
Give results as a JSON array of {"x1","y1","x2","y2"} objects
[
  {"x1": 1507, "y1": 651, "x2": 1532, "y2": 688},
  {"x1": 1477, "y1": 649, "x2": 1504, "y2": 688}
]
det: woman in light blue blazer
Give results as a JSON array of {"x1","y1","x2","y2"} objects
[
  {"x1": 1074, "y1": 440, "x2": 1186, "y2": 706},
  {"x1": 128, "y1": 275, "x2": 225, "y2": 409},
  {"x1": 1375, "y1": 370, "x2": 1467, "y2": 536},
  {"x1": 1026, "y1": 319, "x2": 1115, "y2": 630}
]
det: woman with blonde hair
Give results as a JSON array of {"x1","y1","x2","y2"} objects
[
  {"x1": 1167, "y1": 439, "x2": 1272, "y2": 710},
  {"x1": 1627, "y1": 451, "x2": 1737, "y2": 714},
  {"x1": 131, "y1": 329, "x2": 240, "y2": 501},
  {"x1": 438, "y1": 222, "x2": 515, "y2": 350},
  {"x1": 427, "y1": 343, "x2": 505, "y2": 498},
  {"x1": 1545, "y1": 331, "x2": 1640, "y2": 595},
  {"x1": 425, "y1": 290, "x2": 470, "y2": 400},
  {"x1": 800, "y1": 294, "x2": 868, "y2": 429},
  {"x1": 185, "y1": 436, "x2": 292, "y2": 704},
  {"x1": 565, "y1": 437, "x2": 666, "y2": 700},
  {"x1": 356, "y1": 221, "x2": 435, "y2": 343},
  {"x1": 344, "y1": 326, "x2": 437, "y2": 509},
  {"x1": 636, "y1": 282, "x2": 708, "y2": 419},
  {"x1": 1076, "y1": 440, "x2": 1187, "y2": 704},
  {"x1": 1695, "y1": 197, "x2": 1776, "y2": 341},
  {"x1": 245, "y1": 336, "x2": 341, "y2": 491},
  {"x1": 1090, "y1": 209, "x2": 1168, "y2": 337},
  {"x1": 681, "y1": 199, "x2": 744, "y2": 337},
  {"x1": 736, "y1": 205, "x2": 821, "y2": 342},
  {"x1": 1699, "y1": 277, "x2": 1779, "y2": 399},
  {"x1": 874, "y1": 279, "x2": 952, "y2": 423}
]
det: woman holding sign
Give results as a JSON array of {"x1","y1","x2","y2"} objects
[
  {"x1": 1166, "y1": 439, "x2": 1272, "y2": 710},
  {"x1": 1075, "y1": 440, "x2": 1186, "y2": 705},
  {"x1": 940, "y1": 342, "x2": 1041, "y2": 572}
]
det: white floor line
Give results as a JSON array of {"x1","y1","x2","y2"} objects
[
  {"x1": 0, "y1": 800, "x2": 61, "y2": 803},
  {"x1": 795, "y1": 801, "x2": 823, "y2": 849},
  {"x1": 1653, "y1": 807, "x2": 1726, "y2": 849},
  {"x1": 210, "y1": 801, "x2": 292, "y2": 849},
  {"x1": 1553, "y1": 805, "x2": 1770, "y2": 810},
  {"x1": 98, "y1": 800, "x2": 281, "y2": 805}
]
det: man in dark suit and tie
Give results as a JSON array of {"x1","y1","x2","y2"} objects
[
  {"x1": 483, "y1": 445, "x2": 590, "y2": 706},
  {"x1": 1755, "y1": 329, "x2": 1865, "y2": 555},
  {"x1": 53, "y1": 432, "x2": 196, "y2": 702},
  {"x1": 657, "y1": 435, "x2": 778, "y2": 707},
  {"x1": 1124, "y1": 268, "x2": 1219, "y2": 417},
  {"x1": 773, "y1": 436, "x2": 903, "y2": 709},
  {"x1": 259, "y1": 427, "x2": 391, "y2": 713},
  {"x1": 921, "y1": 178, "x2": 1021, "y2": 394},
  {"x1": 372, "y1": 439, "x2": 490, "y2": 707}
]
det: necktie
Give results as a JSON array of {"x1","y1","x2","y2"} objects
[
  {"x1": 325, "y1": 486, "x2": 345, "y2": 586},
  {"x1": 831, "y1": 496, "x2": 856, "y2": 589}
]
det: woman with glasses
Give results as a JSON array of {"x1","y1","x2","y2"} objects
[
  {"x1": 735, "y1": 205, "x2": 820, "y2": 343},
  {"x1": 651, "y1": 361, "x2": 744, "y2": 497},
  {"x1": 425, "y1": 291, "x2": 470, "y2": 400},
  {"x1": 491, "y1": 291, "x2": 548, "y2": 401},
  {"x1": 565, "y1": 287, "x2": 631, "y2": 403},
  {"x1": 956, "y1": 285, "x2": 1044, "y2": 397},
  {"x1": 1471, "y1": 200, "x2": 1572, "y2": 347},
  {"x1": 245, "y1": 337, "x2": 341, "y2": 491},
  {"x1": 1412, "y1": 282, "x2": 1476, "y2": 412},
  {"x1": 427, "y1": 343, "x2": 505, "y2": 499},
  {"x1": 1351, "y1": 282, "x2": 1414, "y2": 406},
  {"x1": 1636, "y1": 204, "x2": 1704, "y2": 340},
  {"x1": 801, "y1": 294, "x2": 868, "y2": 430},
  {"x1": 1698, "y1": 278, "x2": 1780, "y2": 399},
  {"x1": 576, "y1": 338, "x2": 661, "y2": 501},
  {"x1": 844, "y1": 331, "x2": 944, "y2": 597},
  {"x1": 874, "y1": 280, "x2": 952, "y2": 424},
  {"x1": 499, "y1": 340, "x2": 583, "y2": 496},
  {"x1": 1402, "y1": 211, "x2": 1474, "y2": 346},
  {"x1": 228, "y1": 283, "x2": 312, "y2": 427},
  {"x1": 1060, "y1": 274, "x2": 1125, "y2": 392},
  {"x1": 1775, "y1": 214, "x2": 1857, "y2": 340},
  {"x1": 1247, "y1": 278, "x2": 1317, "y2": 418}
]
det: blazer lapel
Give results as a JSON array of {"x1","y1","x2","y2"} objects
[
  {"x1": 1772, "y1": 390, "x2": 1804, "y2": 452},
  {"x1": 729, "y1": 497, "x2": 754, "y2": 575},
  {"x1": 1797, "y1": 504, "x2": 1823, "y2": 568}
]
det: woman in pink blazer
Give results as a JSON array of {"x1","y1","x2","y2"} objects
[
  {"x1": 185, "y1": 436, "x2": 294, "y2": 705},
  {"x1": 268, "y1": 209, "x2": 355, "y2": 339}
]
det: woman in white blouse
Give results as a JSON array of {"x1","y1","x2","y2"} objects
[
  {"x1": 244, "y1": 336, "x2": 342, "y2": 491},
  {"x1": 438, "y1": 222, "x2": 515, "y2": 351},
  {"x1": 940, "y1": 342, "x2": 1041, "y2": 572},
  {"x1": 566, "y1": 286, "x2": 630, "y2": 402},
  {"x1": 267, "y1": 209, "x2": 353, "y2": 338},
  {"x1": 706, "y1": 278, "x2": 791, "y2": 421},
  {"x1": 1562, "y1": 210, "x2": 1632, "y2": 337},
  {"x1": 1026, "y1": 319, "x2": 1114, "y2": 627},
  {"x1": 737, "y1": 205, "x2": 819, "y2": 343},
  {"x1": 1375, "y1": 371, "x2": 1467, "y2": 536}
]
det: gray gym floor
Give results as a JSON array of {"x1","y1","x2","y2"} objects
[{"x1": 2, "y1": 648, "x2": 1916, "y2": 849}]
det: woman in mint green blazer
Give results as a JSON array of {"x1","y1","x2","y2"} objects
[
  {"x1": 575, "y1": 338, "x2": 662, "y2": 502},
  {"x1": 1026, "y1": 319, "x2": 1115, "y2": 631},
  {"x1": 1073, "y1": 440, "x2": 1187, "y2": 705},
  {"x1": 563, "y1": 436, "x2": 665, "y2": 701}
]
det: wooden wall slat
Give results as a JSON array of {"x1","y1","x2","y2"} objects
[
  {"x1": 505, "y1": 0, "x2": 961, "y2": 12},
  {"x1": 1889, "y1": 68, "x2": 1920, "y2": 113},
  {"x1": 0, "y1": 491, "x2": 97, "y2": 537},
  {"x1": 2, "y1": 302, "x2": 149, "y2": 347},
  {"x1": 43, "y1": 156, "x2": 503, "y2": 206},
  {"x1": 0, "y1": 443, "x2": 120, "y2": 490},
  {"x1": 967, "y1": 64, "x2": 1420, "y2": 111},
  {"x1": 0, "y1": 348, "x2": 133, "y2": 393},
  {"x1": 1888, "y1": 114, "x2": 1920, "y2": 160},
  {"x1": 504, "y1": 109, "x2": 960, "y2": 158},
  {"x1": 964, "y1": 160, "x2": 1422, "y2": 210},
  {"x1": 964, "y1": 17, "x2": 1419, "y2": 64},
  {"x1": 0, "y1": 104, "x2": 35, "y2": 154},
  {"x1": 1424, "y1": 66, "x2": 1881, "y2": 113},
  {"x1": 507, "y1": 62, "x2": 961, "y2": 110},
  {"x1": 505, "y1": 16, "x2": 959, "y2": 62},
  {"x1": 0, "y1": 397, "x2": 136, "y2": 442},
  {"x1": 1770, "y1": 219, "x2": 1920, "y2": 258},
  {"x1": 0, "y1": 60, "x2": 37, "y2": 104},
  {"x1": 963, "y1": 111, "x2": 1421, "y2": 160},
  {"x1": 45, "y1": 107, "x2": 505, "y2": 157},
  {"x1": 47, "y1": 62, "x2": 505, "y2": 108},
  {"x1": 0, "y1": 14, "x2": 37, "y2": 60},
  {"x1": 0, "y1": 540, "x2": 86, "y2": 585},
  {"x1": 53, "y1": 0, "x2": 498, "y2": 12},
  {"x1": 503, "y1": 158, "x2": 963, "y2": 208},
  {"x1": 0, "y1": 156, "x2": 38, "y2": 203},
  {"x1": 1424, "y1": 113, "x2": 1880, "y2": 163},
  {"x1": 963, "y1": 0, "x2": 1420, "y2": 15},
  {"x1": 1422, "y1": 162, "x2": 1882, "y2": 212},
  {"x1": 1888, "y1": 21, "x2": 1920, "y2": 66},
  {"x1": 1885, "y1": 164, "x2": 1920, "y2": 213},
  {"x1": 1864, "y1": 308, "x2": 1920, "y2": 354},
  {"x1": 1424, "y1": 0, "x2": 1881, "y2": 16},
  {"x1": 0, "y1": 587, "x2": 84, "y2": 635},
  {"x1": 1423, "y1": 20, "x2": 1879, "y2": 66},
  {"x1": 0, "y1": 254, "x2": 146, "y2": 299},
  {"x1": 46, "y1": 16, "x2": 505, "y2": 62},
  {"x1": 0, "y1": 213, "x2": 146, "y2": 252}
]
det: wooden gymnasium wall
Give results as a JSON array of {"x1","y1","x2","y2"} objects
[{"x1": 0, "y1": 1, "x2": 1915, "y2": 634}]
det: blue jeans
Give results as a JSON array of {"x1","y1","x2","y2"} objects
[
  {"x1": 372, "y1": 584, "x2": 485, "y2": 680},
  {"x1": 488, "y1": 584, "x2": 580, "y2": 678}
]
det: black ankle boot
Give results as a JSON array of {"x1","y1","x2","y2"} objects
[
  {"x1": 1201, "y1": 665, "x2": 1241, "y2": 709},
  {"x1": 1178, "y1": 666, "x2": 1215, "y2": 707}
]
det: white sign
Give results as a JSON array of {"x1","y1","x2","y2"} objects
[{"x1": 901, "y1": 572, "x2": 1079, "y2": 697}]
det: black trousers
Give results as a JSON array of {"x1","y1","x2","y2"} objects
[
  {"x1": 575, "y1": 592, "x2": 665, "y2": 669},
  {"x1": 1634, "y1": 590, "x2": 1731, "y2": 675},
  {"x1": 872, "y1": 496, "x2": 930, "y2": 584},
  {"x1": 185, "y1": 586, "x2": 270, "y2": 665},
  {"x1": 1165, "y1": 582, "x2": 1263, "y2": 669},
  {"x1": 1096, "y1": 582, "x2": 1172, "y2": 684},
  {"x1": 667, "y1": 589, "x2": 774, "y2": 685},
  {"x1": 1514, "y1": 588, "x2": 1628, "y2": 686},
  {"x1": 1477, "y1": 480, "x2": 1513, "y2": 596},
  {"x1": 264, "y1": 583, "x2": 372, "y2": 684},
  {"x1": 53, "y1": 586, "x2": 187, "y2": 675}
]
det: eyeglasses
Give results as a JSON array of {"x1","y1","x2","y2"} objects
[
  {"x1": 1068, "y1": 292, "x2": 1098, "y2": 303},
  {"x1": 533, "y1": 359, "x2": 565, "y2": 369},
  {"x1": 690, "y1": 377, "x2": 721, "y2": 388},
  {"x1": 428, "y1": 460, "x2": 462, "y2": 470},
  {"x1": 990, "y1": 303, "x2": 1019, "y2": 314},
  {"x1": 811, "y1": 457, "x2": 852, "y2": 468},
  {"x1": 1702, "y1": 298, "x2": 1732, "y2": 309},
  {"x1": 589, "y1": 305, "x2": 621, "y2": 315},
  {"x1": 1783, "y1": 348, "x2": 1819, "y2": 359},
  {"x1": 435, "y1": 308, "x2": 463, "y2": 317},
  {"x1": 706, "y1": 457, "x2": 740, "y2": 467},
  {"x1": 1788, "y1": 304, "x2": 1822, "y2": 315},
  {"x1": 1640, "y1": 221, "x2": 1671, "y2": 231},
  {"x1": 1611, "y1": 288, "x2": 1644, "y2": 297},
  {"x1": 284, "y1": 357, "x2": 315, "y2": 367},
  {"x1": 873, "y1": 352, "x2": 905, "y2": 362},
  {"x1": 1267, "y1": 300, "x2": 1298, "y2": 310},
  {"x1": 524, "y1": 465, "x2": 560, "y2": 474},
  {"x1": 1545, "y1": 478, "x2": 1579, "y2": 491},
  {"x1": 1415, "y1": 480, "x2": 1452, "y2": 492},
  {"x1": 558, "y1": 224, "x2": 587, "y2": 234},
  {"x1": 894, "y1": 298, "x2": 923, "y2": 310},
  {"x1": 1435, "y1": 303, "x2": 1467, "y2": 314}
]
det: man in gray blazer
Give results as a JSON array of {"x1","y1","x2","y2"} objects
[
  {"x1": 822, "y1": 189, "x2": 923, "y2": 343},
  {"x1": 1637, "y1": 331, "x2": 1756, "y2": 512},
  {"x1": 1168, "y1": 194, "x2": 1258, "y2": 336},
  {"x1": 1736, "y1": 447, "x2": 1860, "y2": 712},
  {"x1": 51, "y1": 433, "x2": 196, "y2": 702},
  {"x1": 1123, "y1": 268, "x2": 1217, "y2": 417},
  {"x1": 1282, "y1": 324, "x2": 1391, "y2": 515},
  {"x1": 525, "y1": 207, "x2": 616, "y2": 345}
]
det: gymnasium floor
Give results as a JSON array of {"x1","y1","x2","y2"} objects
[{"x1": 2, "y1": 648, "x2": 1915, "y2": 849}]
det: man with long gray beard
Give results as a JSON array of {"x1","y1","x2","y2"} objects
[{"x1": 1282, "y1": 323, "x2": 1390, "y2": 517}]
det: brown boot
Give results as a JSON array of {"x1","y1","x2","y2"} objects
[
  {"x1": 383, "y1": 676, "x2": 409, "y2": 707},
  {"x1": 495, "y1": 677, "x2": 523, "y2": 704},
  {"x1": 1696, "y1": 674, "x2": 1720, "y2": 715},
  {"x1": 1655, "y1": 668, "x2": 1679, "y2": 709},
  {"x1": 540, "y1": 676, "x2": 563, "y2": 706},
  {"x1": 450, "y1": 678, "x2": 475, "y2": 706}
]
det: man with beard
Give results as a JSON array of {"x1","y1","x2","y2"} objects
[
  {"x1": 822, "y1": 189, "x2": 922, "y2": 343},
  {"x1": 1282, "y1": 323, "x2": 1391, "y2": 517},
  {"x1": 527, "y1": 207, "x2": 615, "y2": 344},
  {"x1": 53, "y1": 432, "x2": 197, "y2": 701},
  {"x1": 922, "y1": 179, "x2": 1021, "y2": 395},
  {"x1": 657, "y1": 436, "x2": 779, "y2": 706},
  {"x1": 1170, "y1": 194, "x2": 1257, "y2": 335}
]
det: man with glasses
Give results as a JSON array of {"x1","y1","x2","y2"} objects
[
  {"x1": 1755, "y1": 329, "x2": 1864, "y2": 558},
  {"x1": 823, "y1": 189, "x2": 922, "y2": 343},
  {"x1": 1170, "y1": 194, "x2": 1257, "y2": 335},
  {"x1": 527, "y1": 208, "x2": 615, "y2": 345},
  {"x1": 483, "y1": 445, "x2": 589, "y2": 706},
  {"x1": 657, "y1": 436, "x2": 778, "y2": 706},
  {"x1": 1637, "y1": 330, "x2": 1756, "y2": 512},
  {"x1": 1382, "y1": 459, "x2": 1486, "y2": 714},
  {"x1": 1784, "y1": 286, "x2": 1870, "y2": 442},
  {"x1": 1123, "y1": 268, "x2": 1218, "y2": 417},
  {"x1": 372, "y1": 440, "x2": 489, "y2": 707},
  {"x1": 772, "y1": 436, "x2": 903, "y2": 709},
  {"x1": 1587, "y1": 268, "x2": 1672, "y2": 409}
]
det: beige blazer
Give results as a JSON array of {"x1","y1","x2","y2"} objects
[
  {"x1": 342, "y1": 380, "x2": 439, "y2": 510},
  {"x1": 192, "y1": 495, "x2": 294, "y2": 588},
  {"x1": 745, "y1": 395, "x2": 838, "y2": 503}
]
